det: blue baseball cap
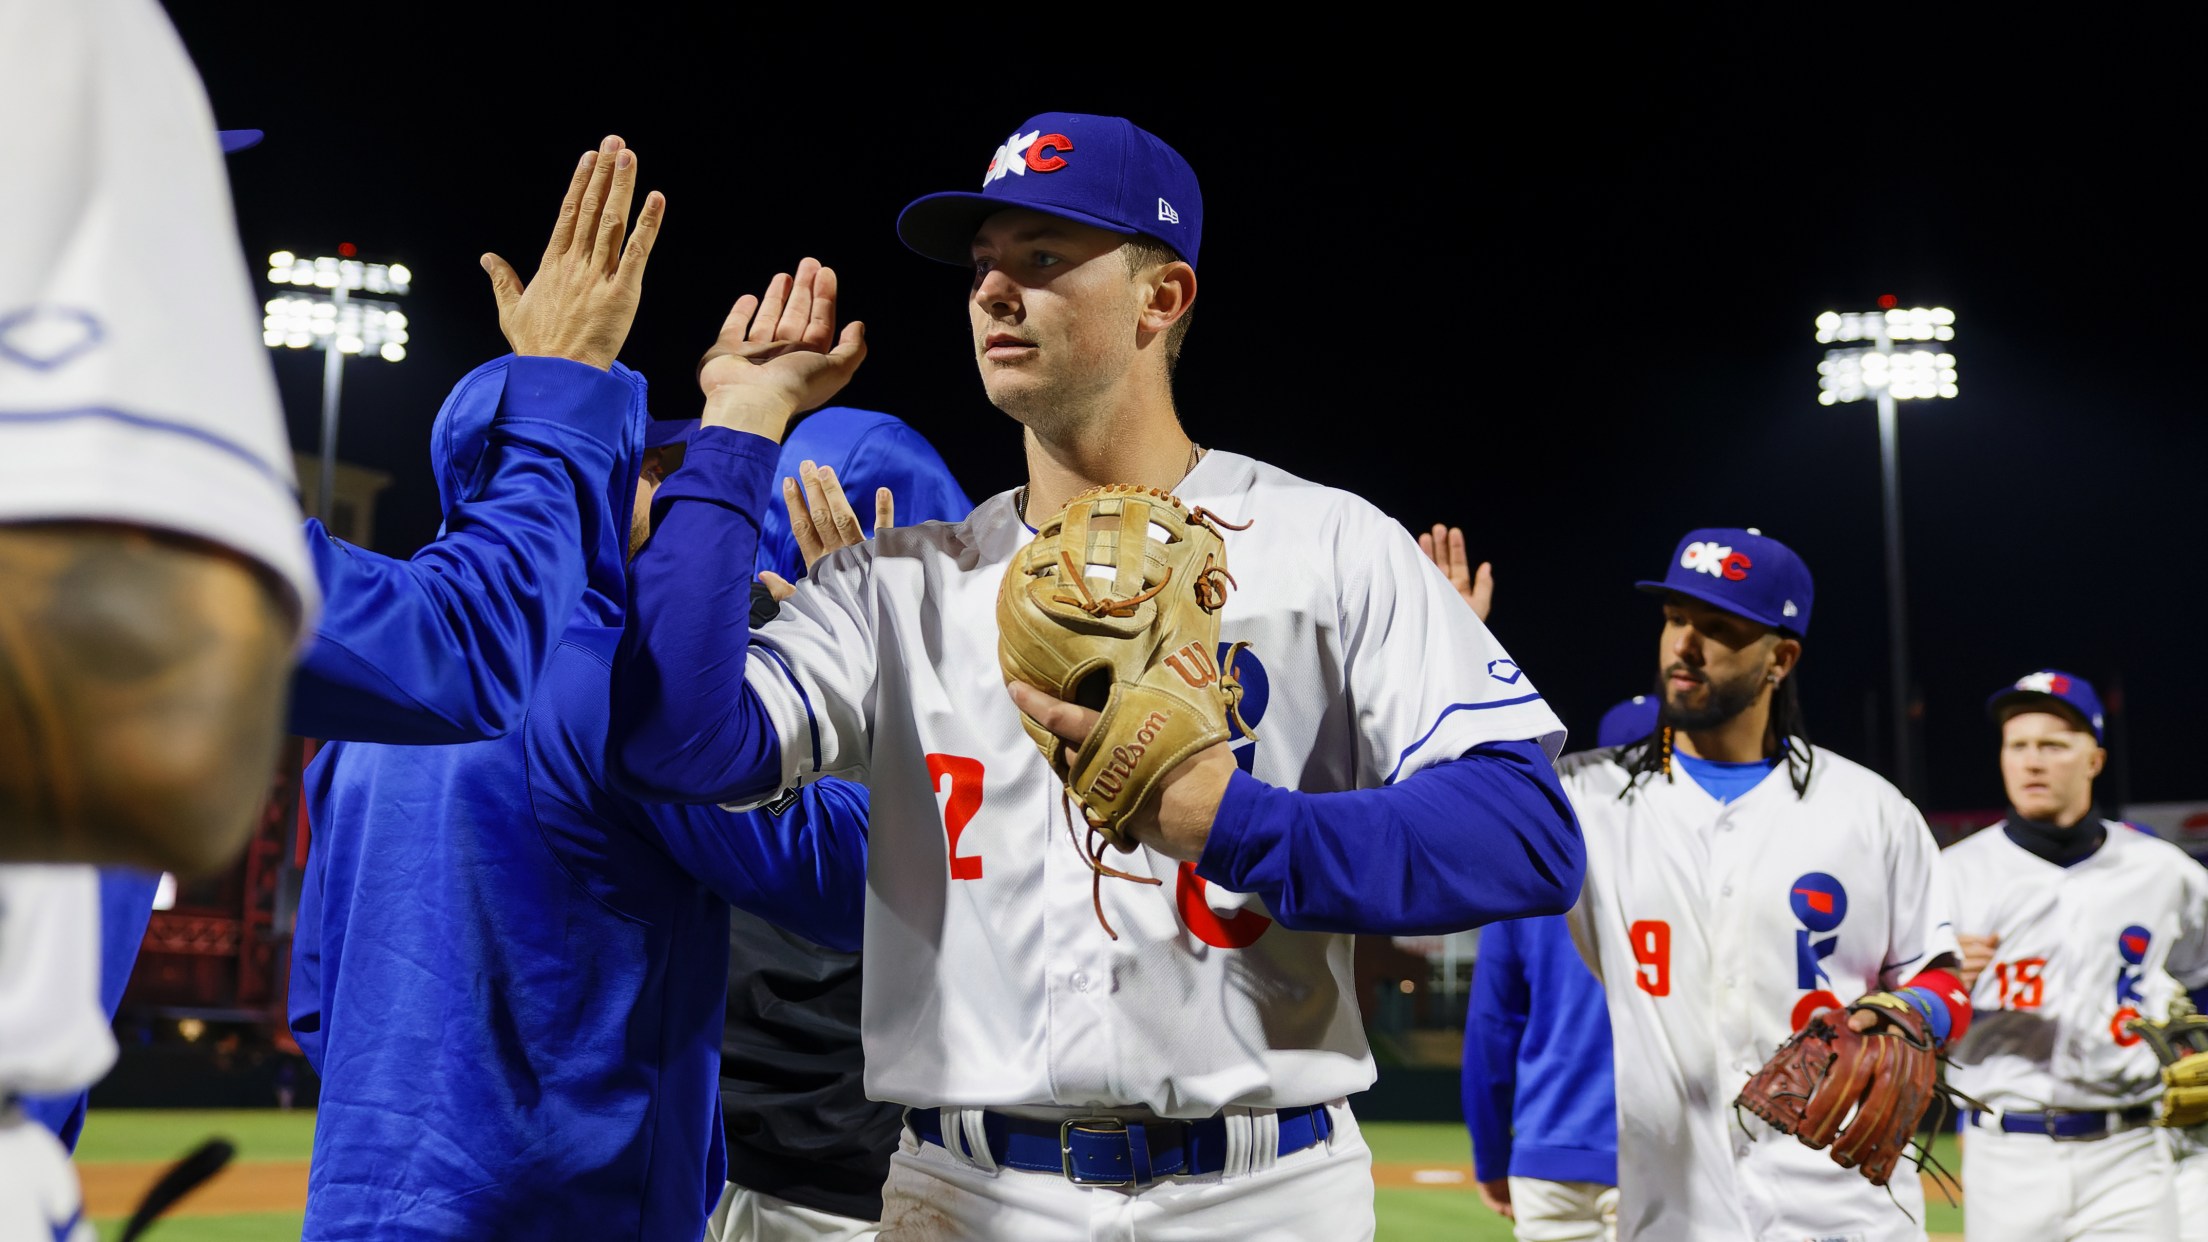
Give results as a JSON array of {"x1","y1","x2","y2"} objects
[
  {"x1": 643, "y1": 417, "x2": 696, "y2": 449},
  {"x1": 1596, "y1": 695, "x2": 1660, "y2": 748},
  {"x1": 1635, "y1": 528, "x2": 1814, "y2": 635},
  {"x1": 897, "y1": 112, "x2": 1203, "y2": 269},
  {"x1": 218, "y1": 129, "x2": 264, "y2": 154},
  {"x1": 1987, "y1": 669, "x2": 2105, "y2": 741}
]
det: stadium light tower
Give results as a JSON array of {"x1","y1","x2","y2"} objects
[
  {"x1": 263, "y1": 248, "x2": 411, "y2": 520},
  {"x1": 1813, "y1": 300, "x2": 1958, "y2": 799}
]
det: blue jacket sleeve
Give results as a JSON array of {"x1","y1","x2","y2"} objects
[
  {"x1": 1464, "y1": 918, "x2": 1532, "y2": 1183},
  {"x1": 611, "y1": 427, "x2": 788, "y2": 804},
  {"x1": 287, "y1": 819, "x2": 327, "y2": 1074},
  {"x1": 287, "y1": 357, "x2": 631, "y2": 744},
  {"x1": 641, "y1": 778, "x2": 870, "y2": 953},
  {"x1": 1195, "y1": 739, "x2": 1584, "y2": 936}
]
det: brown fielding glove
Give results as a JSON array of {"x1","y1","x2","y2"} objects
[
  {"x1": 998, "y1": 485, "x2": 1254, "y2": 936},
  {"x1": 1734, "y1": 995, "x2": 1942, "y2": 1187}
]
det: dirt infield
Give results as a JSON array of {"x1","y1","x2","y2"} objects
[{"x1": 77, "y1": 1159, "x2": 309, "y2": 1218}]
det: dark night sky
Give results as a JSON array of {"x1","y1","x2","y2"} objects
[{"x1": 170, "y1": 8, "x2": 2202, "y2": 814}]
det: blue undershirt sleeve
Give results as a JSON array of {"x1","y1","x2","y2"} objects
[
  {"x1": 1195, "y1": 739, "x2": 1584, "y2": 936},
  {"x1": 611, "y1": 427, "x2": 787, "y2": 804},
  {"x1": 287, "y1": 357, "x2": 631, "y2": 743},
  {"x1": 1464, "y1": 918, "x2": 1531, "y2": 1183},
  {"x1": 641, "y1": 777, "x2": 870, "y2": 953}
]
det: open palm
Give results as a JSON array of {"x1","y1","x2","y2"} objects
[{"x1": 697, "y1": 258, "x2": 866, "y2": 428}]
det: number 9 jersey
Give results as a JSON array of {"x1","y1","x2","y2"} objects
[{"x1": 1562, "y1": 742, "x2": 1958, "y2": 1242}]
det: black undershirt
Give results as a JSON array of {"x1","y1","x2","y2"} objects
[{"x1": 2001, "y1": 809, "x2": 2106, "y2": 867}]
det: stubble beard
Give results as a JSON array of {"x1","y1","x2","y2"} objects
[{"x1": 1655, "y1": 662, "x2": 1766, "y2": 731}]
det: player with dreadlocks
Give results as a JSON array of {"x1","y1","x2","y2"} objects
[{"x1": 1560, "y1": 528, "x2": 1971, "y2": 1242}]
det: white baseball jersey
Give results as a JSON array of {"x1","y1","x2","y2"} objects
[
  {"x1": 1, "y1": 0, "x2": 315, "y2": 617},
  {"x1": 1944, "y1": 820, "x2": 2208, "y2": 1110},
  {"x1": 0, "y1": 866, "x2": 114, "y2": 1096},
  {"x1": 736, "y1": 449, "x2": 1565, "y2": 1118},
  {"x1": 1564, "y1": 744, "x2": 1959, "y2": 1242}
]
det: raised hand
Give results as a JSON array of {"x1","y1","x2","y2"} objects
[
  {"x1": 481, "y1": 135, "x2": 665, "y2": 370},
  {"x1": 1418, "y1": 523, "x2": 1494, "y2": 622},
  {"x1": 1957, "y1": 932, "x2": 2000, "y2": 993},
  {"x1": 780, "y1": 461, "x2": 893, "y2": 570},
  {"x1": 697, "y1": 258, "x2": 867, "y2": 440}
]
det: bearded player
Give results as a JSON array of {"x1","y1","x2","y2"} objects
[
  {"x1": 1563, "y1": 528, "x2": 1970, "y2": 1242},
  {"x1": 1941, "y1": 671, "x2": 2208, "y2": 1241},
  {"x1": 611, "y1": 113, "x2": 1584, "y2": 1239}
]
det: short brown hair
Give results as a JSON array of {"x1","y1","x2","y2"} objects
[{"x1": 1123, "y1": 237, "x2": 1193, "y2": 373}]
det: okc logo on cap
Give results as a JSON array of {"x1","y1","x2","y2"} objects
[
  {"x1": 2015, "y1": 671, "x2": 2072, "y2": 696},
  {"x1": 1680, "y1": 540, "x2": 1753, "y2": 581},
  {"x1": 2119, "y1": 924, "x2": 2152, "y2": 966},
  {"x1": 982, "y1": 129, "x2": 1074, "y2": 187}
]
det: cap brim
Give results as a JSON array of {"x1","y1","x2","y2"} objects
[
  {"x1": 1634, "y1": 579, "x2": 1795, "y2": 632},
  {"x1": 644, "y1": 418, "x2": 698, "y2": 449},
  {"x1": 1986, "y1": 689, "x2": 2098, "y2": 737},
  {"x1": 218, "y1": 129, "x2": 264, "y2": 154},
  {"x1": 895, "y1": 191, "x2": 1139, "y2": 265}
]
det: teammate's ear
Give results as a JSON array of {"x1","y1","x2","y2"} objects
[
  {"x1": 1138, "y1": 260, "x2": 1196, "y2": 336},
  {"x1": 2088, "y1": 746, "x2": 2107, "y2": 779},
  {"x1": 1768, "y1": 636, "x2": 1802, "y2": 682}
]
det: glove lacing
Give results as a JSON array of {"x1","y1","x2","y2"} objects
[{"x1": 1061, "y1": 501, "x2": 1257, "y2": 939}]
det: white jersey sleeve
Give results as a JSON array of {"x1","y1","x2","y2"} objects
[
  {"x1": 1878, "y1": 789, "x2": 1959, "y2": 987},
  {"x1": 1331, "y1": 498, "x2": 1565, "y2": 783},
  {"x1": 0, "y1": 0, "x2": 315, "y2": 618},
  {"x1": 2166, "y1": 856, "x2": 2208, "y2": 990},
  {"x1": 0, "y1": 866, "x2": 116, "y2": 1096},
  {"x1": 737, "y1": 539, "x2": 883, "y2": 799}
]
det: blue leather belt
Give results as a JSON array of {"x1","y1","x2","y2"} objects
[
  {"x1": 908, "y1": 1104, "x2": 1333, "y2": 1187},
  {"x1": 1969, "y1": 1104, "x2": 2155, "y2": 1140}
]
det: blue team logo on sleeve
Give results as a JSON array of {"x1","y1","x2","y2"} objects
[
  {"x1": 1487, "y1": 658, "x2": 1523, "y2": 685},
  {"x1": 1790, "y1": 872, "x2": 1848, "y2": 989},
  {"x1": 1224, "y1": 643, "x2": 1269, "y2": 772}
]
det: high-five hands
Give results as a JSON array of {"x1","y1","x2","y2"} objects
[
  {"x1": 698, "y1": 259, "x2": 867, "y2": 440},
  {"x1": 757, "y1": 465, "x2": 894, "y2": 599},
  {"x1": 1418, "y1": 524, "x2": 1494, "y2": 622},
  {"x1": 482, "y1": 135, "x2": 664, "y2": 370}
]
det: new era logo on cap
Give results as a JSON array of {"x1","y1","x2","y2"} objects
[{"x1": 1158, "y1": 198, "x2": 1179, "y2": 224}]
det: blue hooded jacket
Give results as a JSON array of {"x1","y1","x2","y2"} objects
[
  {"x1": 1462, "y1": 913, "x2": 1618, "y2": 1186},
  {"x1": 289, "y1": 358, "x2": 870, "y2": 1241},
  {"x1": 289, "y1": 355, "x2": 635, "y2": 743}
]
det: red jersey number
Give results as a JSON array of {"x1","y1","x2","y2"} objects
[
  {"x1": 1992, "y1": 958, "x2": 2047, "y2": 1010},
  {"x1": 1629, "y1": 919, "x2": 1671, "y2": 997},
  {"x1": 926, "y1": 753, "x2": 985, "y2": 880}
]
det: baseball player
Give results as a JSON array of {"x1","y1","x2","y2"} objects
[
  {"x1": 710, "y1": 415, "x2": 972, "y2": 1242},
  {"x1": 290, "y1": 359, "x2": 879, "y2": 1239},
  {"x1": 2, "y1": 5, "x2": 316, "y2": 1236},
  {"x1": 1564, "y1": 528, "x2": 1970, "y2": 1242},
  {"x1": 1942, "y1": 670, "x2": 2208, "y2": 1241},
  {"x1": 610, "y1": 113, "x2": 1584, "y2": 1240}
]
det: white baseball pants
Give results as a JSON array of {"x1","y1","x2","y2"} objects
[
  {"x1": 1962, "y1": 1119, "x2": 2176, "y2": 1241},
  {"x1": 875, "y1": 1100, "x2": 1374, "y2": 1242},
  {"x1": 2170, "y1": 1138, "x2": 2208, "y2": 1242},
  {"x1": 0, "y1": 1108, "x2": 93, "y2": 1242},
  {"x1": 707, "y1": 1183, "x2": 880, "y2": 1242},
  {"x1": 1508, "y1": 1176, "x2": 1619, "y2": 1242}
]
